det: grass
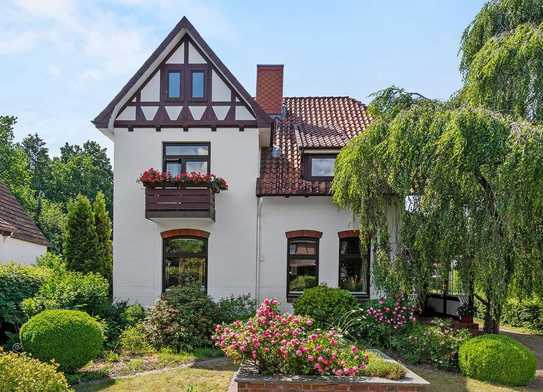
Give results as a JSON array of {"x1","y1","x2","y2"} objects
[
  {"x1": 411, "y1": 365, "x2": 537, "y2": 392},
  {"x1": 74, "y1": 360, "x2": 236, "y2": 392}
]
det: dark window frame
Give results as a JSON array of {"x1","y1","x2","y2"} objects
[
  {"x1": 190, "y1": 69, "x2": 206, "y2": 100},
  {"x1": 162, "y1": 142, "x2": 211, "y2": 176},
  {"x1": 162, "y1": 66, "x2": 184, "y2": 102},
  {"x1": 162, "y1": 235, "x2": 208, "y2": 293},
  {"x1": 338, "y1": 237, "x2": 371, "y2": 299},
  {"x1": 286, "y1": 237, "x2": 320, "y2": 302},
  {"x1": 303, "y1": 154, "x2": 337, "y2": 181}
]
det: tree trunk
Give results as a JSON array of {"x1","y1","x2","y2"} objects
[{"x1": 483, "y1": 304, "x2": 500, "y2": 334}]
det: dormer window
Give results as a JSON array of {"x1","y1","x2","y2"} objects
[
  {"x1": 191, "y1": 70, "x2": 205, "y2": 98},
  {"x1": 304, "y1": 154, "x2": 337, "y2": 180}
]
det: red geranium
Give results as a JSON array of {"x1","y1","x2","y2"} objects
[{"x1": 138, "y1": 168, "x2": 228, "y2": 193}]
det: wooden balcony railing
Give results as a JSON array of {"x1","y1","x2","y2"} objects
[{"x1": 145, "y1": 187, "x2": 215, "y2": 221}]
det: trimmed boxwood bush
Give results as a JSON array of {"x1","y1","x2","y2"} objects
[
  {"x1": 293, "y1": 285, "x2": 358, "y2": 328},
  {"x1": 0, "y1": 349, "x2": 71, "y2": 392},
  {"x1": 20, "y1": 309, "x2": 104, "y2": 372},
  {"x1": 459, "y1": 334, "x2": 536, "y2": 386},
  {"x1": 145, "y1": 286, "x2": 219, "y2": 352}
]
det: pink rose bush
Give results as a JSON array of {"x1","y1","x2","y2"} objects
[
  {"x1": 213, "y1": 298, "x2": 368, "y2": 376},
  {"x1": 365, "y1": 296, "x2": 417, "y2": 330}
]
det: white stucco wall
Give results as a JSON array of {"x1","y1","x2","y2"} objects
[
  {"x1": 0, "y1": 236, "x2": 46, "y2": 265},
  {"x1": 258, "y1": 197, "x2": 376, "y2": 310},
  {"x1": 113, "y1": 127, "x2": 260, "y2": 306}
]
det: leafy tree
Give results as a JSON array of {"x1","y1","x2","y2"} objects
[
  {"x1": 35, "y1": 198, "x2": 66, "y2": 255},
  {"x1": 0, "y1": 116, "x2": 34, "y2": 211},
  {"x1": 93, "y1": 191, "x2": 112, "y2": 283},
  {"x1": 63, "y1": 195, "x2": 100, "y2": 275},
  {"x1": 460, "y1": 0, "x2": 543, "y2": 122},
  {"x1": 48, "y1": 141, "x2": 113, "y2": 216},
  {"x1": 20, "y1": 133, "x2": 51, "y2": 197},
  {"x1": 333, "y1": 88, "x2": 543, "y2": 333}
]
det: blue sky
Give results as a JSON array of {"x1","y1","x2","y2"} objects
[{"x1": 0, "y1": 0, "x2": 487, "y2": 159}]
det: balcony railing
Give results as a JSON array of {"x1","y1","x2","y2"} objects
[{"x1": 145, "y1": 187, "x2": 215, "y2": 221}]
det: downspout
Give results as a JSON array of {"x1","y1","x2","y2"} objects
[{"x1": 255, "y1": 197, "x2": 264, "y2": 303}]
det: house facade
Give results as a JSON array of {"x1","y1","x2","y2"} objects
[
  {"x1": 93, "y1": 18, "x2": 393, "y2": 308},
  {"x1": 0, "y1": 183, "x2": 48, "y2": 265}
]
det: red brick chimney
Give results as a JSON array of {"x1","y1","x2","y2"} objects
[{"x1": 256, "y1": 65, "x2": 284, "y2": 115}]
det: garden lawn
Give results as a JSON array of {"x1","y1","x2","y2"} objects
[{"x1": 75, "y1": 359, "x2": 236, "y2": 392}]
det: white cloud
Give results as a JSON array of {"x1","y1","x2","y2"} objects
[
  {"x1": 0, "y1": 31, "x2": 39, "y2": 54},
  {"x1": 48, "y1": 65, "x2": 62, "y2": 78}
]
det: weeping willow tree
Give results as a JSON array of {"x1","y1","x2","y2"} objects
[
  {"x1": 333, "y1": 87, "x2": 543, "y2": 333},
  {"x1": 461, "y1": 0, "x2": 543, "y2": 122}
]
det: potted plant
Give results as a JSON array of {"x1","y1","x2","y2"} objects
[{"x1": 457, "y1": 302, "x2": 476, "y2": 323}]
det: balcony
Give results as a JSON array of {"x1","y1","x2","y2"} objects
[{"x1": 145, "y1": 187, "x2": 215, "y2": 221}]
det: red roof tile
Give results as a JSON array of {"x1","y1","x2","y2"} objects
[
  {"x1": 0, "y1": 183, "x2": 48, "y2": 246},
  {"x1": 257, "y1": 97, "x2": 371, "y2": 196}
]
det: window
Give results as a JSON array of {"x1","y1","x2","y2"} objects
[
  {"x1": 339, "y1": 237, "x2": 369, "y2": 296},
  {"x1": 287, "y1": 237, "x2": 319, "y2": 298},
  {"x1": 163, "y1": 143, "x2": 210, "y2": 176},
  {"x1": 304, "y1": 154, "x2": 337, "y2": 179},
  {"x1": 167, "y1": 71, "x2": 182, "y2": 99},
  {"x1": 191, "y1": 71, "x2": 205, "y2": 98},
  {"x1": 163, "y1": 236, "x2": 207, "y2": 291}
]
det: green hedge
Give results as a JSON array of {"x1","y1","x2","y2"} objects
[
  {"x1": 20, "y1": 309, "x2": 104, "y2": 373},
  {"x1": 293, "y1": 285, "x2": 358, "y2": 329},
  {"x1": 459, "y1": 334, "x2": 536, "y2": 386},
  {"x1": 0, "y1": 263, "x2": 51, "y2": 329},
  {"x1": 502, "y1": 298, "x2": 543, "y2": 333},
  {"x1": 0, "y1": 349, "x2": 71, "y2": 392},
  {"x1": 21, "y1": 271, "x2": 109, "y2": 318}
]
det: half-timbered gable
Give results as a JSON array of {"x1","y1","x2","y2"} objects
[{"x1": 93, "y1": 17, "x2": 271, "y2": 136}]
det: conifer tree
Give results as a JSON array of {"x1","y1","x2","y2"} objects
[{"x1": 93, "y1": 191, "x2": 113, "y2": 283}]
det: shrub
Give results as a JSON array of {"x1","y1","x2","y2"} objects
[
  {"x1": 145, "y1": 286, "x2": 218, "y2": 352},
  {"x1": 0, "y1": 263, "x2": 51, "y2": 329},
  {"x1": 459, "y1": 334, "x2": 536, "y2": 386},
  {"x1": 21, "y1": 271, "x2": 109, "y2": 318},
  {"x1": 0, "y1": 349, "x2": 71, "y2": 392},
  {"x1": 348, "y1": 296, "x2": 416, "y2": 348},
  {"x1": 390, "y1": 319, "x2": 471, "y2": 369},
  {"x1": 36, "y1": 252, "x2": 67, "y2": 273},
  {"x1": 20, "y1": 309, "x2": 104, "y2": 372},
  {"x1": 361, "y1": 352, "x2": 406, "y2": 380},
  {"x1": 293, "y1": 285, "x2": 358, "y2": 328},
  {"x1": 99, "y1": 301, "x2": 146, "y2": 349},
  {"x1": 119, "y1": 323, "x2": 153, "y2": 355},
  {"x1": 501, "y1": 298, "x2": 543, "y2": 333},
  {"x1": 216, "y1": 294, "x2": 256, "y2": 324},
  {"x1": 214, "y1": 298, "x2": 397, "y2": 378}
]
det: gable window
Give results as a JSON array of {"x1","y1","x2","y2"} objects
[
  {"x1": 163, "y1": 236, "x2": 207, "y2": 291},
  {"x1": 191, "y1": 70, "x2": 205, "y2": 98},
  {"x1": 338, "y1": 232, "x2": 369, "y2": 297},
  {"x1": 304, "y1": 154, "x2": 337, "y2": 180},
  {"x1": 286, "y1": 230, "x2": 321, "y2": 300},
  {"x1": 167, "y1": 71, "x2": 182, "y2": 99},
  {"x1": 163, "y1": 142, "x2": 210, "y2": 176}
]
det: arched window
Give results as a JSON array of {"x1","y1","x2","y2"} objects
[
  {"x1": 338, "y1": 230, "x2": 370, "y2": 298},
  {"x1": 286, "y1": 230, "x2": 322, "y2": 301},
  {"x1": 161, "y1": 229, "x2": 209, "y2": 292}
]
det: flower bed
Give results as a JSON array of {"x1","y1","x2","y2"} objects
[
  {"x1": 138, "y1": 168, "x2": 228, "y2": 193},
  {"x1": 234, "y1": 353, "x2": 430, "y2": 392},
  {"x1": 214, "y1": 298, "x2": 430, "y2": 391}
]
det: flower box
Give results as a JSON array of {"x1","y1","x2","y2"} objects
[
  {"x1": 234, "y1": 351, "x2": 430, "y2": 392},
  {"x1": 138, "y1": 168, "x2": 228, "y2": 193}
]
